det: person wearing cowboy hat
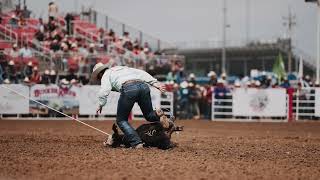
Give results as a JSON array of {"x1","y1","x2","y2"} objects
[
  {"x1": 7, "y1": 60, "x2": 17, "y2": 83},
  {"x1": 92, "y1": 62, "x2": 171, "y2": 149},
  {"x1": 23, "y1": 61, "x2": 33, "y2": 79},
  {"x1": 41, "y1": 69, "x2": 51, "y2": 85},
  {"x1": 208, "y1": 71, "x2": 217, "y2": 86}
]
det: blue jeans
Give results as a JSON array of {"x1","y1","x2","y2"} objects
[{"x1": 116, "y1": 81, "x2": 160, "y2": 147}]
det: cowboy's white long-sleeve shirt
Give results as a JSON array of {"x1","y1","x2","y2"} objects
[{"x1": 98, "y1": 66, "x2": 158, "y2": 107}]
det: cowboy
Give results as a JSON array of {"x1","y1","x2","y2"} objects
[{"x1": 91, "y1": 63, "x2": 171, "y2": 149}]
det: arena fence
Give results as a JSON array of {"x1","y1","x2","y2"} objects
[
  {"x1": 211, "y1": 88, "x2": 319, "y2": 122},
  {"x1": 0, "y1": 85, "x2": 318, "y2": 121},
  {"x1": 0, "y1": 84, "x2": 173, "y2": 121}
]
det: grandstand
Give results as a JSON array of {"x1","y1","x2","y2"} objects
[{"x1": 0, "y1": 1, "x2": 183, "y2": 84}]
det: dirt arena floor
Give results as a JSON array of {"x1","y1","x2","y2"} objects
[{"x1": 0, "y1": 120, "x2": 320, "y2": 180}]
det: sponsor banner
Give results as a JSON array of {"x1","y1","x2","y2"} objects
[
  {"x1": 0, "y1": 84, "x2": 29, "y2": 114},
  {"x1": 315, "y1": 89, "x2": 320, "y2": 117},
  {"x1": 30, "y1": 84, "x2": 79, "y2": 115},
  {"x1": 79, "y1": 86, "x2": 161, "y2": 115},
  {"x1": 79, "y1": 86, "x2": 120, "y2": 115},
  {"x1": 232, "y1": 88, "x2": 287, "y2": 117}
]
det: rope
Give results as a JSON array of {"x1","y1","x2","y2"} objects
[{"x1": 0, "y1": 85, "x2": 110, "y2": 136}]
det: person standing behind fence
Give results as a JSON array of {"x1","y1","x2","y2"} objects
[{"x1": 188, "y1": 82, "x2": 200, "y2": 119}]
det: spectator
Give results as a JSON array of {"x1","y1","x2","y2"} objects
[
  {"x1": 9, "y1": 44, "x2": 19, "y2": 58},
  {"x1": 37, "y1": 18, "x2": 45, "y2": 33},
  {"x1": 214, "y1": 79, "x2": 229, "y2": 118},
  {"x1": 188, "y1": 73, "x2": 196, "y2": 85},
  {"x1": 23, "y1": 61, "x2": 33, "y2": 78},
  {"x1": 48, "y1": 1, "x2": 58, "y2": 21},
  {"x1": 188, "y1": 82, "x2": 201, "y2": 119},
  {"x1": 41, "y1": 69, "x2": 51, "y2": 85},
  {"x1": 30, "y1": 66, "x2": 41, "y2": 84},
  {"x1": 179, "y1": 81, "x2": 189, "y2": 119},
  {"x1": 64, "y1": 13, "x2": 74, "y2": 35},
  {"x1": 7, "y1": 60, "x2": 17, "y2": 83},
  {"x1": 19, "y1": 44, "x2": 33, "y2": 58},
  {"x1": 22, "y1": 5, "x2": 31, "y2": 18},
  {"x1": 8, "y1": 14, "x2": 19, "y2": 28},
  {"x1": 49, "y1": 70, "x2": 57, "y2": 84},
  {"x1": 280, "y1": 77, "x2": 290, "y2": 89},
  {"x1": 208, "y1": 71, "x2": 217, "y2": 86}
]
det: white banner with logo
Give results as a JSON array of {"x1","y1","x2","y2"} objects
[
  {"x1": 0, "y1": 84, "x2": 29, "y2": 114},
  {"x1": 30, "y1": 84, "x2": 80, "y2": 114},
  {"x1": 232, "y1": 88, "x2": 287, "y2": 117},
  {"x1": 314, "y1": 89, "x2": 320, "y2": 117},
  {"x1": 79, "y1": 86, "x2": 161, "y2": 115}
]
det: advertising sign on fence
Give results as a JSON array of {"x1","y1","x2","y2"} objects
[
  {"x1": 30, "y1": 84, "x2": 80, "y2": 115},
  {"x1": 79, "y1": 85, "x2": 120, "y2": 115},
  {"x1": 314, "y1": 89, "x2": 320, "y2": 117},
  {"x1": 0, "y1": 85, "x2": 29, "y2": 114},
  {"x1": 232, "y1": 88, "x2": 287, "y2": 117}
]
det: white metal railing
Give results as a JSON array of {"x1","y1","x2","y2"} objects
[{"x1": 211, "y1": 89, "x2": 289, "y2": 121}]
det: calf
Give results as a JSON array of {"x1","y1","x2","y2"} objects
[{"x1": 105, "y1": 121, "x2": 183, "y2": 150}]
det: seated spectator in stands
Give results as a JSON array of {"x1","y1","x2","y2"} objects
[
  {"x1": 9, "y1": 44, "x2": 19, "y2": 58},
  {"x1": 49, "y1": 70, "x2": 57, "y2": 84},
  {"x1": 208, "y1": 71, "x2": 217, "y2": 86},
  {"x1": 7, "y1": 60, "x2": 17, "y2": 83},
  {"x1": 23, "y1": 61, "x2": 33, "y2": 78},
  {"x1": 78, "y1": 43, "x2": 89, "y2": 58},
  {"x1": 35, "y1": 30, "x2": 45, "y2": 42},
  {"x1": 48, "y1": 1, "x2": 58, "y2": 21},
  {"x1": 37, "y1": 18, "x2": 45, "y2": 32},
  {"x1": 41, "y1": 69, "x2": 51, "y2": 85},
  {"x1": 19, "y1": 44, "x2": 33, "y2": 58},
  {"x1": 50, "y1": 39, "x2": 60, "y2": 52},
  {"x1": 30, "y1": 66, "x2": 41, "y2": 84},
  {"x1": 9, "y1": 14, "x2": 19, "y2": 28}
]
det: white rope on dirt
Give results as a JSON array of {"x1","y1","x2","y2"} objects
[{"x1": 0, "y1": 85, "x2": 111, "y2": 136}]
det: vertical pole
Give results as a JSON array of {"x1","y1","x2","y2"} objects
[
  {"x1": 317, "y1": 4, "x2": 320, "y2": 83},
  {"x1": 246, "y1": 0, "x2": 250, "y2": 44},
  {"x1": 211, "y1": 90, "x2": 215, "y2": 121},
  {"x1": 157, "y1": 39, "x2": 161, "y2": 51},
  {"x1": 139, "y1": 31, "x2": 143, "y2": 46},
  {"x1": 122, "y1": 23, "x2": 125, "y2": 35},
  {"x1": 222, "y1": 0, "x2": 227, "y2": 74},
  {"x1": 105, "y1": 16, "x2": 108, "y2": 30}
]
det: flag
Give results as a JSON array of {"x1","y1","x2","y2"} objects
[{"x1": 272, "y1": 52, "x2": 286, "y2": 82}]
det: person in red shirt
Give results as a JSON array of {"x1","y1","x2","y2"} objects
[{"x1": 30, "y1": 66, "x2": 41, "y2": 84}]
